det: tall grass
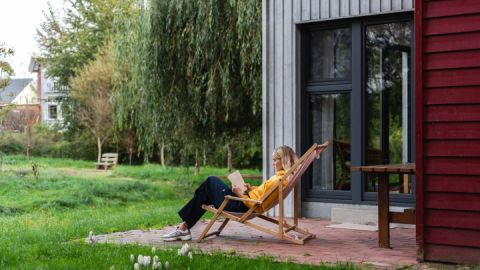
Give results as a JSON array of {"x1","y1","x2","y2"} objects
[{"x1": 0, "y1": 155, "x2": 360, "y2": 269}]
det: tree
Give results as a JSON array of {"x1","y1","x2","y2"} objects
[
  {"x1": 70, "y1": 44, "x2": 114, "y2": 162},
  {"x1": 36, "y1": 0, "x2": 132, "y2": 134},
  {"x1": 0, "y1": 43, "x2": 14, "y2": 89},
  {"x1": 149, "y1": 0, "x2": 262, "y2": 171},
  {"x1": 36, "y1": 0, "x2": 129, "y2": 87},
  {"x1": 0, "y1": 105, "x2": 41, "y2": 159},
  {"x1": 109, "y1": 0, "x2": 262, "y2": 170},
  {"x1": 111, "y1": 1, "x2": 148, "y2": 163}
]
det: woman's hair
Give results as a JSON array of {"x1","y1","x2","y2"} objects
[{"x1": 272, "y1": 145, "x2": 298, "y2": 172}]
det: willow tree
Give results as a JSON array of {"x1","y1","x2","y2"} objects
[
  {"x1": 110, "y1": 0, "x2": 262, "y2": 170},
  {"x1": 150, "y1": 0, "x2": 262, "y2": 171},
  {"x1": 111, "y1": 1, "x2": 148, "y2": 164}
]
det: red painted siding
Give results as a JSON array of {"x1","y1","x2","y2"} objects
[{"x1": 416, "y1": 0, "x2": 480, "y2": 264}]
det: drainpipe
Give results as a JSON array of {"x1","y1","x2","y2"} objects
[{"x1": 37, "y1": 64, "x2": 42, "y2": 123}]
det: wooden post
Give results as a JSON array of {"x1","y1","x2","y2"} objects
[
  {"x1": 278, "y1": 182, "x2": 284, "y2": 239},
  {"x1": 377, "y1": 173, "x2": 390, "y2": 248},
  {"x1": 402, "y1": 174, "x2": 409, "y2": 193},
  {"x1": 294, "y1": 184, "x2": 299, "y2": 226}
]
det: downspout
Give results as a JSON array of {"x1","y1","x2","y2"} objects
[{"x1": 37, "y1": 64, "x2": 42, "y2": 123}]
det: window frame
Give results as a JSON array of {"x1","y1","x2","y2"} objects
[
  {"x1": 300, "y1": 12, "x2": 415, "y2": 206},
  {"x1": 48, "y1": 104, "x2": 58, "y2": 120}
]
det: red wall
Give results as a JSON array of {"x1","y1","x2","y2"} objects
[{"x1": 415, "y1": 0, "x2": 480, "y2": 264}]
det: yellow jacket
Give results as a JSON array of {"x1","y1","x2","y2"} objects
[{"x1": 241, "y1": 170, "x2": 287, "y2": 213}]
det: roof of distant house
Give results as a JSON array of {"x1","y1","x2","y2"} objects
[{"x1": 0, "y1": 78, "x2": 33, "y2": 105}]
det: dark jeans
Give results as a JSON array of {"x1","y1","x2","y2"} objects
[{"x1": 178, "y1": 176, "x2": 249, "y2": 229}]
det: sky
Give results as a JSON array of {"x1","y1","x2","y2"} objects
[{"x1": 0, "y1": 0, "x2": 64, "y2": 79}]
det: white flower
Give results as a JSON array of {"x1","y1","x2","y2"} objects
[
  {"x1": 152, "y1": 247, "x2": 156, "y2": 254},
  {"x1": 177, "y1": 243, "x2": 190, "y2": 256},
  {"x1": 143, "y1": 256, "x2": 151, "y2": 266},
  {"x1": 164, "y1": 261, "x2": 169, "y2": 269},
  {"x1": 188, "y1": 251, "x2": 193, "y2": 260},
  {"x1": 130, "y1": 254, "x2": 135, "y2": 263},
  {"x1": 134, "y1": 263, "x2": 140, "y2": 270},
  {"x1": 153, "y1": 255, "x2": 159, "y2": 264},
  {"x1": 110, "y1": 266, "x2": 115, "y2": 270},
  {"x1": 137, "y1": 255, "x2": 144, "y2": 265},
  {"x1": 157, "y1": 262, "x2": 162, "y2": 270},
  {"x1": 88, "y1": 231, "x2": 94, "y2": 242}
]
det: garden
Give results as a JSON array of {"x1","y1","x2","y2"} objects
[{"x1": 0, "y1": 154, "x2": 361, "y2": 269}]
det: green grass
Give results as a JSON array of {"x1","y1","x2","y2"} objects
[{"x1": 0, "y1": 155, "x2": 361, "y2": 269}]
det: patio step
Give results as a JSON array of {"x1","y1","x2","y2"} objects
[
  {"x1": 331, "y1": 207, "x2": 378, "y2": 225},
  {"x1": 331, "y1": 206, "x2": 415, "y2": 227}
]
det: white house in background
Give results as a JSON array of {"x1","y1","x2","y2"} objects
[
  {"x1": 0, "y1": 78, "x2": 38, "y2": 107},
  {"x1": 28, "y1": 57, "x2": 64, "y2": 126},
  {"x1": 0, "y1": 78, "x2": 40, "y2": 131}
]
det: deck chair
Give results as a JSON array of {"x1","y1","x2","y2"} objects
[{"x1": 198, "y1": 142, "x2": 330, "y2": 245}]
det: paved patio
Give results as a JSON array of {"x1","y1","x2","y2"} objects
[{"x1": 91, "y1": 218, "x2": 416, "y2": 268}]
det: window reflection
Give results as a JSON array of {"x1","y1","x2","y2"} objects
[
  {"x1": 310, "y1": 93, "x2": 351, "y2": 191},
  {"x1": 364, "y1": 22, "x2": 412, "y2": 194},
  {"x1": 309, "y1": 28, "x2": 351, "y2": 81}
]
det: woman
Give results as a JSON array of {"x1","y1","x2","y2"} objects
[{"x1": 162, "y1": 145, "x2": 298, "y2": 241}]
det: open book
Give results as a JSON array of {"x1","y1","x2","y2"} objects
[{"x1": 227, "y1": 170, "x2": 247, "y2": 194}]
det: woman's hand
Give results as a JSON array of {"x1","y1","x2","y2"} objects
[
  {"x1": 245, "y1": 183, "x2": 255, "y2": 192},
  {"x1": 232, "y1": 186, "x2": 244, "y2": 197}
]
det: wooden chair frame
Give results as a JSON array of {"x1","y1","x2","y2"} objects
[{"x1": 198, "y1": 142, "x2": 330, "y2": 245}]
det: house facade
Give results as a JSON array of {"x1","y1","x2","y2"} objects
[
  {"x1": 28, "y1": 58, "x2": 64, "y2": 126},
  {"x1": 263, "y1": 0, "x2": 479, "y2": 264},
  {"x1": 0, "y1": 78, "x2": 40, "y2": 131},
  {"x1": 0, "y1": 78, "x2": 37, "y2": 107}
]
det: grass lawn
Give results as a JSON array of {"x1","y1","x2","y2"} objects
[{"x1": 0, "y1": 155, "x2": 360, "y2": 270}]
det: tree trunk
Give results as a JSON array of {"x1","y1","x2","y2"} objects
[
  {"x1": 226, "y1": 142, "x2": 232, "y2": 172},
  {"x1": 25, "y1": 125, "x2": 31, "y2": 160},
  {"x1": 97, "y1": 137, "x2": 102, "y2": 163},
  {"x1": 203, "y1": 147, "x2": 207, "y2": 166},
  {"x1": 160, "y1": 143, "x2": 166, "y2": 168},
  {"x1": 194, "y1": 149, "x2": 200, "y2": 176},
  {"x1": 128, "y1": 145, "x2": 133, "y2": 165}
]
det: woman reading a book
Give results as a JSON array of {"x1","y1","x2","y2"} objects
[{"x1": 162, "y1": 145, "x2": 298, "y2": 241}]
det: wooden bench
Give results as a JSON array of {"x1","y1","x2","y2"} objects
[{"x1": 95, "y1": 153, "x2": 118, "y2": 170}]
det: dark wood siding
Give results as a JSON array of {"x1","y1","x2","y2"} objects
[{"x1": 416, "y1": 0, "x2": 480, "y2": 264}]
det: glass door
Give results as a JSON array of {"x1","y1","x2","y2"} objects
[
  {"x1": 309, "y1": 93, "x2": 351, "y2": 191},
  {"x1": 364, "y1": 21, "x2": 414, "y2": 200},
  {"x1": 303, "y1": 26, "x2": 353, "y2": 200},
  {"x1": 301, "y1": 15, "x2": 414, "y2": 205}
]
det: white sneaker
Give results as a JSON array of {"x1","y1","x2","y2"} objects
[{"x1": 162, "y1": 227, "x2": 191, "y2": 241}]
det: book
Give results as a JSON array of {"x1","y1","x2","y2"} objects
[{"x1": 227, "y1": 170, "x2": 247, "y2": 194}]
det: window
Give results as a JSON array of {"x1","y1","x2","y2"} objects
[
  {"x1": 308, "y1": 28, "x2": 352, "y2": 81},
  {"x1": 310, "y1": 93, "x2": 351, "y2": 191},
  {"x1": 303, "y1": 25, "x2": 353, "y2": 199},
  {"x1": 48, "y1": 105, "x2": 57, "y2": 120},
  {"x1": 302, "y1": 15, "x2": 414, "y2": 204},
  {"x1": 364, "y1": 22, "x2": 413, "y2": 195}
]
